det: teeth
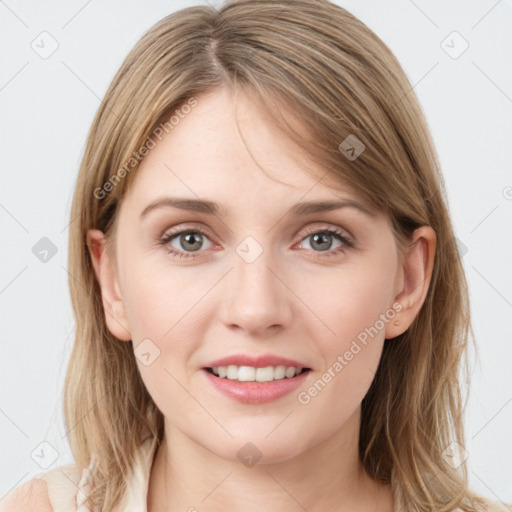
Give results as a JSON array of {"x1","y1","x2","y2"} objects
[{"x1": 210, "y1": 365, "x2": 304, "y2": 382}]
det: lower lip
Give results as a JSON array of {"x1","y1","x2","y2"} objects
[{"x1": 202, "y1": 368, "x2": 311, "y2": 404}]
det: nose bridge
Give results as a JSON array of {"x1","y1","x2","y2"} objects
[
  {"x1": 219, "y1": 234, "x2": 292, "y2": 334},
  {"x1": 234, "y1": 239, "x2": 274, "y2": 293}
]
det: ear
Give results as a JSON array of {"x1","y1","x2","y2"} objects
[
  {"x1": 385, "y1": 225, "x2": 437, "y2": 340},
  {"x1": 86, "y1": 229, "x2": 132, "y2": 342}
]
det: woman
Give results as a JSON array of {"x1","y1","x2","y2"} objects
[{"x1": 3, "y1": 0, "x2": 509, "y2": 511}]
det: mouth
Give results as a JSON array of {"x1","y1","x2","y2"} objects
[
  {"x1": 201, "y1": 365, "x2": 313, "y2": 404},
  {"x1": 204, "y1": 365, "x2": 312, "y2": 383}
]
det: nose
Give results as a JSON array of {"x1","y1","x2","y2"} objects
[{"x1": 218, "y1": 244, "x2": 293, "y2": 338}]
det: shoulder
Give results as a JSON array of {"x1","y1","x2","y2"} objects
[
  {"x1": 0, "y1": 464, "x2": 85, "y2": 512},
  {"x1": 0, "y1": 478, "x2": 52, "y2": 512}
]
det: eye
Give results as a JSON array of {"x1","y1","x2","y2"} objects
[
  {"x1": 157, "y1": 225, "x2": 355, "y2": 260},
  {"x1": 158, "y1": 227, "x2": 213, "y2": 259},
  {"x1": 297, "y1": 227, "x2": 354, "y2": 257}
]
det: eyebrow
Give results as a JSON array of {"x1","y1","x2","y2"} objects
[{"x1": 139, "y1": 197, "x2": 377, "y2": 220}]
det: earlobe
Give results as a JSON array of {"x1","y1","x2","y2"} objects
[
  {"x1": 385, "y1": 226, "x2": 437, "y2": 340},
  {"x1": 86, "y1": 229, "x2": 132, "y2": 342}
]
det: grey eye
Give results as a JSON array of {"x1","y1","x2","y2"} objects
[{"x1": 170, "y1": 232, "x2": 212, "y2": 252}]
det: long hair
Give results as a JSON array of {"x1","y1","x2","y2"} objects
[{"x1": 65, "y1": 1, "x2": 488, "y2": 510}]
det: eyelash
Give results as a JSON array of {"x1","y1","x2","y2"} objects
[{"x1": 157, "y1": 225, "x2": 355, "y2": 261}]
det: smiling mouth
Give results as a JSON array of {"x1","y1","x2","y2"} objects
[{"x1": 204, "y1": 365, "x2": 311, "y2": 383}]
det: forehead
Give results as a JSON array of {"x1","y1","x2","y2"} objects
[{"x1": 121, "y1": 87, "x2": 365, "y2": 216}]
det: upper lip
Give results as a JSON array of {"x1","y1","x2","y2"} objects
[{"x1": 203, "y1": 354, "x2": 311, "y2": 369}]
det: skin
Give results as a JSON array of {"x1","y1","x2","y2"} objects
[{"x1": 87, "y1": 86, "x2": 436, "y2": 512}]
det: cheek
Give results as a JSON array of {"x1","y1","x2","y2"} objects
[
  {"x1": 120, "y1": 261, "x2": 209, "y2": 368},
  {"x1": 121, "y1": 256, "x2": 199, "y2": 339},
  {"x1": 122, "y1": 266, "x2": 204, "y2": 415},
  {"x1": 303, "y1": 255, "x2": 395, "y2": 384},
  {"x1": 311, "y1": 259, "x2": 394, "y2": 340},
  {"x1": 122, "y1": 274, "x2": 171, "y2": 341}
]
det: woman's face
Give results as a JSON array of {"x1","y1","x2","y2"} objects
[{"x1": 97, "y1": 87, "x2": 407, "y2": 464}]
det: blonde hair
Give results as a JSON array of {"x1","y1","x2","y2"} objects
[{"x1": 65, "y1": 1, "x2": 491, "y2": 510}]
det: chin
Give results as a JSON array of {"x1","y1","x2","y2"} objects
[{"x1": 206, "y1": 429, "x2": 313, "y2": 466}]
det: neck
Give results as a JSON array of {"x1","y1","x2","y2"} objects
[{"x1": 147, "y1": 407, "x2": 394, "y2": 512}]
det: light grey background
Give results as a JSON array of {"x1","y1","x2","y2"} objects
[{"x1": 1, "y1": 0, "x2": 511, "y2": 504}]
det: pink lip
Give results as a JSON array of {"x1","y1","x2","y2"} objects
[
  {"x1": 202, "y1": 368, "x2": 311, "y2": 404},
  {"x1": 202, "y1": 354, "x2": 310, "y2": 369}
]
